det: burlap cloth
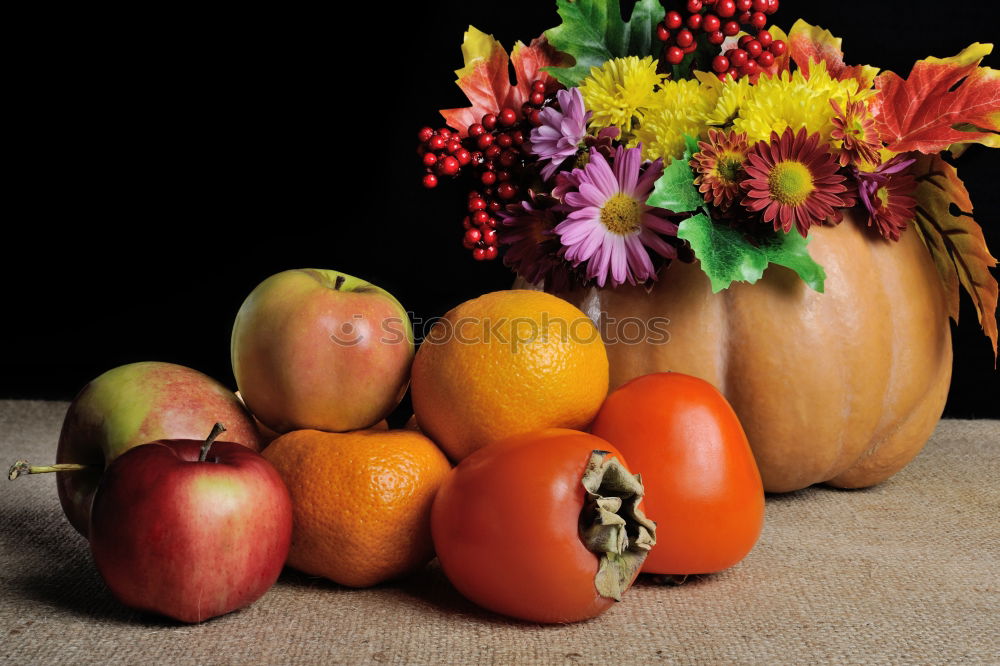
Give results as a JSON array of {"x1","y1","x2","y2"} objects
[{"x1": 1, "y1": 400, "x2": 997, "y2": 664}]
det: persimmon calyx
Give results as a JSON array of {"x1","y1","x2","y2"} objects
[{"x1": 580, "y1": 451, "x2": 657, "y2": 601}]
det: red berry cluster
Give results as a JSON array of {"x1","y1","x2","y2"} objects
[
  {"x1": 416, "y1": 126, "x2": 471, "y2": 190},
  {"x1": 712, "y1": 22, "x2": 786, "y2": 81},
  {"x1": 656, "y1": 0, "x2": 783, "y2": 80},
  {"x1": 417, "y1": 80, "x2": 550, "y2": 261}
]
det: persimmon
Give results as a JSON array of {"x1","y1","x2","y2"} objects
[
  {"x1": 430, "y1": 429, "x2": 656, "y2": 623},
  {"x1": 590, "y1": 372, "x2": 764, "y2": 576}
]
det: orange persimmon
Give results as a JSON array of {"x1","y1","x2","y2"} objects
[
  {"x1": 590, "y1": 372, "x2": 765, "y2": 575},
  {"x1": 430, "y1": 429, "x2": 656, "y2": 623}
]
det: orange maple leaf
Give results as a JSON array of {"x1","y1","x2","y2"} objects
[
  {"x1": 440, "y1": 28, "x2": 565, "y2": 137},
  {"x1": 787, "y1": 19, "x2": 878, "y2": 89},
  {"x1": 910, "y1": 154, "x2": 999, "y2": 360},
  {"x1": 871, "y1": 43, "x2": 1000, "y2": 155}
]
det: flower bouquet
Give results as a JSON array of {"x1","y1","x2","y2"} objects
[{"x1": 416, "y1": 0, "x2": 999, "y2": 491}]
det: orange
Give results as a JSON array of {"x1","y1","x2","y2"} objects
[
  {"x1": 411, "y1": 289, "x2": 609, "y2": 461},
  {"x1": 261, "y1": 428, "x2": 451, "y2": 587}
]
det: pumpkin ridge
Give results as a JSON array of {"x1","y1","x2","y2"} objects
[
  {"x1": 848, "y1": 227, "x2": 904, "y2": 478},
  {"x1": 718, "y1": 281, "x2": 733, "y2": 397},
  {"x1": 861, "y1": 224, "x2": 944, "y2": 472},
  {"x1": 827, "y1": 225, "x2": 952, "y2": 487},
  {"x1": 822, "y1": 223, "x2": 889, "y2": 484},
  {"x1": 828, "y1": 350, "x2": 950, "y2": 487}
]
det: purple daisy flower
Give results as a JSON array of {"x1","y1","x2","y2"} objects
[
  {"x1": 529, "y1": 87, "x2": 591, "y2": 181},
  {"x1": 554, "y1": 145, "x2": 678, "y2": 288},
  {"x1": 552, "y1": 168, "x2": 582, "y2": 202}
]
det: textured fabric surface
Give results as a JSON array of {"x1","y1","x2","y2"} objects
[{"x1": 1, "y1": 400, "x2": 997, "y2": 665}]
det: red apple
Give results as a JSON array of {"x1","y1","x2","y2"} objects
[
  {"x1": 54, "y1": 362, "x2": 263, "y2": 536},
  {"x1": 231, "y1": 269, "x2": 413, "y2": 433},
  {"x1": 89, "y1": 425, "x2": 292, "y2": 624}
]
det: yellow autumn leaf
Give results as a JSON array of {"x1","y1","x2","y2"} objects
[{"x1": 455, "y1": 26, "x2": 505, "y2": 80}]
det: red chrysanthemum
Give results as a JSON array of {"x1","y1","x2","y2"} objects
[
  {"x1": 830, "y1": 98, "x2": 882, "y2": 168},
  {"x1": 868, "y1": 174, "x2": 917, "y2": 241},
  {"x1": 496, "y1": 195, "x2": 578, "y2": 292},
  {"x1": 741, "y1": 127, "x2": 853, "y2": 237},
  {"x1": 854, "y1": 157, "x2": 918, "y2": 242},
  {"x1": 691, "y1": 129, "x2": 750, "y2": 210}
]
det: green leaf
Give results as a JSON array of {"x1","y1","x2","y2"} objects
[
  {"x1": 646, "y1": 135, "x2": 702, "y2": 213},
  {"x1": 543, "y1": 0, "x2": 665, "y2": 88},
  {"x1": 683, "y1": 134, "x2": 700, "y2": 155},
  {"x1": 763, "y1": 230, "x2": 827, "y2": 293},
  {"x1": 677, "y1": 214, "x2": 827, "y2": 293}
]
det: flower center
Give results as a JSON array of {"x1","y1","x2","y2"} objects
[
  {"x1": 874, "y1": 185, "x2": 891, "y2": 210},
  {"x1": 768, "y1": 160, "x2": 815, "y2": 206},
  {"x1": 574, "y1": 150, "x2": 591, "y2": 169},
  {"x1": 717, "y1": 153, "x2": 744, "y2": 184},
  {"x1": 528, "y1": 215, "x2": 555, "y2": 245},
  {"x1": 600, "y1": 193, "x2": 642, "y2": 235},
  {"x1": 840, "y1": 116, "x2": 868, "y2": 147}
]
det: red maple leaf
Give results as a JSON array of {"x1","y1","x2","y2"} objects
[{"x1": 871, "y1": 43, "x2": 1000, "y2": 154}]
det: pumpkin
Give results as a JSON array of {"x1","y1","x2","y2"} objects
[{"x1": 525, "y1": 211, "x2": 952, "y2": 492}]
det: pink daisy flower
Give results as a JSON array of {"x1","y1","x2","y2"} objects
[{"x1": 554, "y1": 146, "x2": 678, "y2": 288}]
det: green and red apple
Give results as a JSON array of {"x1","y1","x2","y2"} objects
[
  {"x1": 89, "y1": 425, "x2": 292, "y2": 623},
  {"x1": 231, "y1": 269, "x2": 414, "y2": 433},
  {"x1": 54, "y1": 361, "x2": 262, "y2": 535}
]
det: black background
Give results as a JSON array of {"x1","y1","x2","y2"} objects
[{"x1": 4, "y1": 1, "x2": 998, "y2": 417}]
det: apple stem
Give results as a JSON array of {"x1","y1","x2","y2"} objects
[
  {"x1": 199, "y1": 423, "x2": 227, "y2": 462},
  {"x1": 8, "y1": 461, "x2": 96, "y2": 481},
  {"x1": 334, "y1": 275, "x2": 346, "y2": 290}
]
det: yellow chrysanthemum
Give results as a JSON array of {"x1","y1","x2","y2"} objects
[
  {"x1": 734, "y1": 61, "x2": 860, "y2": 144},
  {"x1": 705, "y1": 75, "x2": 753, "y2": 127},
  {"x1": 631, "y1": 79, "x2": 719, "y2": 161},
  {"x1": 579, "y1": 56, "x2": 664, "y2": 133}
]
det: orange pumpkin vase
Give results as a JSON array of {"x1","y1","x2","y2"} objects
[{"x1": 540, "y1": 213, "x2": 952, "y2": 493}]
